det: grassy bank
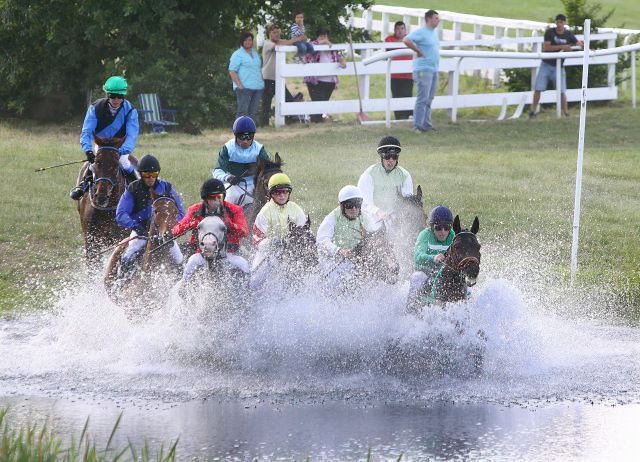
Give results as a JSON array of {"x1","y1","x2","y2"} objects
[{"x1": 1, "y1": 103, "x2": 639, "y2": 315}]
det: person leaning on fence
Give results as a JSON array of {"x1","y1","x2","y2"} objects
[
  {"x1": 290, "y1": 10, "x2": 314, "y2": 63},
  {"x1": 529, "y1": 14, "x2": 584, "y2": 119},
  {"x1": 403, "y1": 9, "x2": 440, "y2": 133},
  {"x1": 172, "y1": 178, "x2": 250, "y2": 281},
  {"x1": 70, "y1": 76, "x2": 140, "y2": 200},
  {"x1": 229, "y1": 31, "x2": 264, "y2": 123},
  {"x1": 260, "y1": 23, "x2": 305, "y2": 126},
  {"x1": 385, "y1": 21, "x2": 414, "y2": 120},
  {"x1": 304, "y1": 27, "x2": 347, "y2": 123},
  {"x1": 357, "y1": 136, "x2": 413, "y2": 226},
  {"x1": 115, "y1": 154, "x2": 185, "y2": 278},
  {"x1": 212, "y1": 116, "x2": 271, "y2": 208}
]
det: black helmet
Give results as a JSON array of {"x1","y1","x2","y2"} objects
[
  {"x1": 138, "y1": 154, "x2": 160, "y2": 173},
  {"x1": 377, "y1": 135, "x2": 402, "y2": 155},
  {"x1": 200, "y1": 178, "x2": 226, "y2": 200}
]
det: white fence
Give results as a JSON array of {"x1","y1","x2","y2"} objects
[{"x1": 273, "y1": 32, "x2": 638, "y2": 128}]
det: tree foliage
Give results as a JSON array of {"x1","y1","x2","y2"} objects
[{"x1": 0, "y1": 0, "x2": 371, "y2": 131}]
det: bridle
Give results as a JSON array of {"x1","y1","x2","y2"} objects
[
  {"x1": 88, "y1": 147, "x2": 122, "y2": 211},
  {"x1": 442, "y1": 231, "x2": 480, "y2": 283}
]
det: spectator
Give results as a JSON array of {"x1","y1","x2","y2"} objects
[
  {"x1": 304, "y1": 27, "x2": 347, "y2": 123},
  {"x1": 261, "y1": 23, "x2": 304, "y2": 126},
  {"x1": 290, "y1": 10, "x2": 314, "y2": 63},
  {"x1": 529, "y1": 14, "x2": 584, "y2": 118},
  {"x1": 229, "y1": 31, "x2": 264, "y2": 122},
  {"x1": 385, "y1": 21, "x2": 413, "y2": 120},
  {"x1": 403, "y1": 10, "x2": 440, "y2": 133}
]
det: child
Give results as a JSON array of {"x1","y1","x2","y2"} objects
[{"x1": 291, "y1": 10, "x2": 314, "y2": 63}]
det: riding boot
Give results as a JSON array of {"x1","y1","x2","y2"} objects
[
  {"x1": 69, "y1": 170, "x2": 93, "y2": 200},
  {"x1": 117, "y1": 258, "x2": 136, "y2": 280},
  {"x1": 125, "y1": 170, "x2": 138, "y2": 185}
]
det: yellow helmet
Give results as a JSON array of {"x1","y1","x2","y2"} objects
[{"x1": 268, "y1": 173, "x2": 292, "y2": 194}]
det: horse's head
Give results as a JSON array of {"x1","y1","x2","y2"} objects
[
  {"x1": 150, "y1": 190, "x2": 179, "y2": 244},
  {"x1": 197, "y1": 215, "x2": 227, "y2": 260},
  {"x1": 396, "y1": 185, "x2": 426, "y2": 234},
  {"x1": 94, "y1": 134, "x2": 125, "y2": 149},
  {"x1": 448, "y1": 215, "x2": 481, "y2": 286},
  {"x1": 255, "y1": 152, "x2": 284, "y2": 199},
  {"x1": 283, "y1": 215, "x2": 318, "y2": 266},
  {"x1": 91, "y1": 147, "x2": 121, "y2": 208}
]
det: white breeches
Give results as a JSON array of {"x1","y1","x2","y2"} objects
[
  {"x1": 122, "y1": 230, "x2": 183, "y2": 264},
  {"x1": 182, "y1": 252, "x2": 250, "y2": 281},
  {"x1": 408, "y1": 270, "x2": 429, "y2": 296},
  {"x1": 225, "y1": 177, "x2": 255, "y2": 207}
]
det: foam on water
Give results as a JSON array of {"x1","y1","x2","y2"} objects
[{"x1": 1, "y1": 269, "x2": 640, "y2": 405}]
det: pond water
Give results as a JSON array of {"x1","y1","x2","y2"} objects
[{"x1": 2, "y1": 270, "x2": 640, "y2": 460}]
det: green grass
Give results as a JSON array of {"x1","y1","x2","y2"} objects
[
  {"x1": 378, "y1": 0, "x2": 640, "y2": 30},
  {"x1": 1, "y1": 102, "x2": 639, "y2": 315},
  {"x1": 0, "y1": 408, "x2": 177, "y2": 461}
]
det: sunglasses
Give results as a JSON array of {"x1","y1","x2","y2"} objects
[
  {"x1": 434, "y1": 224, "x2": 451, "y2": 232},
  {"x1": 382, "y1": 153, "x2": 399, "y2": 160},
  {"x1": 107, "y1": 93, "x2": 124, "y2": 100},
  {"x1": 271, "y1": 188, "x2": 291, "y2": 195},
  {"x1": 237, "y1": 133, "x2": 254, "y2": 141},
  {"x1": 140, "y1": 171, "x2": 159, "y2": 179},
  {"x1": 206, "y1": 193, "x2": 224, "y2": 201},
  {"x1": 343, "y1": 200, "x2": 362, "y2": 210}
]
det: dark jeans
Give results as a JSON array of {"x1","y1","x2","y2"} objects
[
  {"x1": 295, "y1": 41, "x2": 315, "y2": 57},
  {"x1": 236, "y1": 88, "x2": 263, "y2": 122},
  {"x1": 306, "y1": 81, "x2": 336, "y2": 123},
  {"x1": 261, "y1": 79, "x2": 296, "y2": 126},
  {"x1": 391, "y1": 78, "x2": 413, "y2": 120}
]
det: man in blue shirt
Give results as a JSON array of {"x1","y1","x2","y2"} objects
[
  {"x1": 403, "y1": 10, "x2": 440, "y2": 133},
  {"x1": 70, "y1": 76, "x2": 140, "y2": 200}
]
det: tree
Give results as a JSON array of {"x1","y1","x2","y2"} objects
[{"x1": 0, "y1": 0, "x2": 371, "y2": 131}]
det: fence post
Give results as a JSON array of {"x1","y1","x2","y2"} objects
[
  {"x1": 385, "y1": 59, "x2": 392, "y2": 128},
  {"x1": 493, "y1": 26, "x2": 504, "y2": 88},
  {"x1": 633, "y1": 50, "x2": 637, "y2": 108},
  {"x1": 274, "y1": 47, "x2": 286, "y2": 128},
  {"x1": 382, "y1": 12, "x2": 389, "y2": 38},
  {"x1": 556, "y1": 57, "x2": 562, "y2": 118},
  {"x1": 451, "y1": 58, "x2": 462, "y2": 123}
]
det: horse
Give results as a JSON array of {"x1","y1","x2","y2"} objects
[
  {"x1": 353, "y1": 225, "x2": 400, "y2": 285},
  {"x1": 104, "y1": 189, "x2": 182, "y2": 308},
  {"x1": 242, "y1": 153, "x2": 284, "y2": 232},
  {"x1": 249, "y1": 216, "x2": 318, "y2": 291},
  {"x1": 391, "y1": 185, "x2": 427, "y2": 274},
  {"x1": 417, "y1": 215, "x2": 481, "y2": 306},
  {"x1": 76, "y1": 136, "x2": 129, "y2": 267}
]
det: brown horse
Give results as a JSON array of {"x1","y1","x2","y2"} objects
[
  {"x1": 76, "y1": 136, "x2": 129, "y2": 267},
  {"x1": 243, "y1": 153, "x2": 284, "y2": 231},
  {"x1": 419, "y1": 216, "x2": 481, "y2": 305},
  {"x1": 104, "y1": 189, "x2": 181, "y2": 308}
]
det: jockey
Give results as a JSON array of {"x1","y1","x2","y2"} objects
[
  {"x1": 250, "y1": 173, "x2": 307, "y2": 289},
  {"x1": 316, "y1": 185, "x2": 381, "y2": 286},
  {"x1": 407, "y1": 205, "x2": 455, "y2": 306},
  {"x1": 357, "y1": 136, "x2": 413, "y2": 225},
  {"x1": 172, "y1": 178, "x2": 250, "y2": 281},
  {"x1": 71, "y1": 76, "x2": 140, "y2": 200},
  {"x1": 211, "y1": 116, "x2": 271, "y2": 207},
  {"x1": 115, "y1": 154, "x2": 185, "y2": 276}
]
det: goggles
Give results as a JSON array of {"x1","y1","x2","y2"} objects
[
  {"x1": 382, "y1": 152, "x2": 399, "y2": 160},
  {"x1": 271, "y1": 187, "x2": 292, "y2": 196},
  {"x1": 140, "y1": 171, "x2": 159, "y2": 179},
  {"x1": 342, "y1": 199, "x2": 363, "y2": 210},
  {"x1": 206, "y1": 193, "x2": 225, "y2": 201},
  {"x1": 107, "y1": 93, "x2": 124, "y2": 100},
  {"x1": 237, "y1": 133, "x2": 254, "y2": 141},
  {"x1": 433, "y1": 223, "x2": 451, "y2": 232}
]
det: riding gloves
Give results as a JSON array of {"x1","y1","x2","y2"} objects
[
  {"x1": 227, "y1": 175, "x2": 241, "y2": 186},
  {"x1": 85, "y1": 150, "x2": 95, "y2": 163}
]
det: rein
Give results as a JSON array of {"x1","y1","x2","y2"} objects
[{"x1": 87, "y1": 148, "x2": 123, "y2": 211}]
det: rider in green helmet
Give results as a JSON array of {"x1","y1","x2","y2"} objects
[{"x1": 70, "y1": 76, "x2": 140, "y2": 200}]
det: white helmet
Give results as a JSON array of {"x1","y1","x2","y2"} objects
[{"x1": 338, "y1": 185, "x2": 363, "y2": 203}]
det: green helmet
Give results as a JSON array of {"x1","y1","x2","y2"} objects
[{"x1": 103, "y1": 76, "x2": 128, "y2": 95}]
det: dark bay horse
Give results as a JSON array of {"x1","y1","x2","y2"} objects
[
  {"x1": 353, "y1": 225, "x2": 400, "y2": 284},
  {"x1": 243, "y1": 153, "x2": 284, "y2": 232},
  {"x1": 419, "y1": 215, "x2": 481, "y2": 305},
  {"x1": 76, "y1": 136, "x2": 129, "y2": 267},
  {"x1": 104, "y1": 190, "x2": 181, "y2": 307}
]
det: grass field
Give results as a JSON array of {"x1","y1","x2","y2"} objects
[
  {"x1": 1, "y1": 102, "x2": 639, "y2": 315},
  {"x1": 380, "y1": 0, "x2": 640, "y2": 30}
]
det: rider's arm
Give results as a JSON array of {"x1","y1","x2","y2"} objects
[
  {"x1": 80, "y1": 105, "x2": 98, "y2": 152},
  {"x1": 400, "y1": 170, "x2": 414, "y2": 197},
  {"x1": 316, "y1": 213, "x2": 339, "y2": 256},
  {"x1": 226, "y1": 203, "x2": 248, "y2": 238},
  {"x1": 357, "y1": 168, "x2": 380, "y2": 216},
  {"x1": 115, "y1": 189, "x2": 139, "y2": 229},
  {"x1": 212, "y1": 145, "x2": 231, "y2": 181},
  {"x1": 172, "y1": 203, "x2": 198, "y2": 236},
  {"x1": 413, "y1": 229, "x2": 435, "y2": 270},
  {"x1": 119, "y1": 105, "x2": 139, "y2": 155},
  {"x1": 252, "y1": 209, "x2": 268, "y2": 246}
]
